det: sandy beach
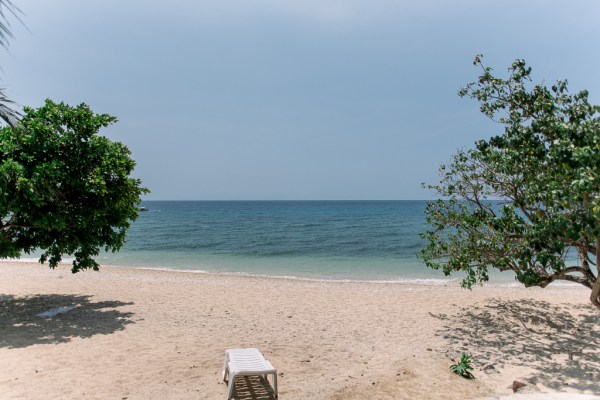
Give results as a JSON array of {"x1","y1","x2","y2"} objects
[{"x1": 1, "y1": 261, "x2": 599, "y2": 399}]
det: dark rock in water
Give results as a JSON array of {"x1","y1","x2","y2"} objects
[{"x1": 512, "y1": 380, "x2": 527, "y2": 393}]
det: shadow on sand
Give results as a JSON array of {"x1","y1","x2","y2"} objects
[
  {"x1": 227, "y1": 375, "x2": 277, "y2": 400},
  {"x1": 432, "y1": 298, "x2": 600, "y2": 392},
  {"x1": 0, "y1": 293, "x2": 135, "y2": 348}
]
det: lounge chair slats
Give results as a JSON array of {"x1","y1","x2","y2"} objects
[{"x1": 222, "y1": 348, "x2": 278, "y2": 399}]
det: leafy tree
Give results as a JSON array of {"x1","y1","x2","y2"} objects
[
  {"x1": 0, "y1": 99, "x2": 148, "y2": 272},
  {"x1": 419, "y1": 56, "x2": 600, "y2": 308},
  {"x1": 0, "y1": 0, "x2": 24, "y2": 126},
  {"x1": 0, "y1": 0, "x2": 20, "y2": 48}
]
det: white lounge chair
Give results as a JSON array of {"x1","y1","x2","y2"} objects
[{"x1": 222, "y1": 348, "x2": 278, "y2": 399}]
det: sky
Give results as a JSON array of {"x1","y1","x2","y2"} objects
[{"x1": 2, "y1": 0, "x2": 600, "y2": 200}]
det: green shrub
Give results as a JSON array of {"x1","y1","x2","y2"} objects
[{"x1": 450, "y1": 353, "x2": 474, "y2": 379}]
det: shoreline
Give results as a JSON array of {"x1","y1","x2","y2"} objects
[
  {"x1": 1, "y1": 261, "x2": 598, "y2": 399},
  {"x1": 1, "y1": 259, "x2": 557, "y2": 288}
]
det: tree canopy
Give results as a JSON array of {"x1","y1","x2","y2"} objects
[
  {"x1": 0, "y1": 99, "x2": 148, "y2": 272},
  {"x1": 0, "y1": 0, "x2": 23, "y2": 126},
  {"x1": 419, "y1": 56, "x2": 600, "y2": 308}
]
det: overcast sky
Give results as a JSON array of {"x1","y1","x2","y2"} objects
[{"x1": 3, "y1": 0, "x2": 600, "y2": 200}]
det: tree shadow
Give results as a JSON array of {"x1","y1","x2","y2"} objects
[
  {"x1": 227, "y1": 375, "x2": 277, "y2": 400},
  {"x1": 0, "y1": 293, "x2": 135, "y2": 348},
  {"x1": 431, "y1": 298, "x2": 600, "y2": 392}
]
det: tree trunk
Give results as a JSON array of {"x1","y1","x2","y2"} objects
[
  {"x1": 593, "y1": 238, "x2": 600, "y2": 308},
  {"x1": 591, "y1": 279, "x2": 600, "y2": 309}
]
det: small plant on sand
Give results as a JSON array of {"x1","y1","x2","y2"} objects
[{"x1": 450, "y1": 353, "x2": 474, "y2": 379}]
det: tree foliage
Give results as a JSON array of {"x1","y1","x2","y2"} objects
[
  {"x1": 0, "y1": 0, "x2": 21, "y2": 49},
  {"x1": 0, "y1": 99, "x2": 148, "y2": 272},
  {"x1": 0, "y1": 0, "x2": 23, "y2": 126},
  {"x1": 419, "y1": 56, "x2": 600, "y2": 308}
]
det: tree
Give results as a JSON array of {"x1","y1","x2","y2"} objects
[
  {"x1": 1, "y1": 99, "x2": 148, "y2": 272},
  {"x1": 0, "y1": 0, "x2": 23, "y2": 126},
  {"x1": 0, "y1": 0, "x2": 20, "y2": 48},
  {"x1": 419, "y1": 56, "x2": 600, "y2": 308}
]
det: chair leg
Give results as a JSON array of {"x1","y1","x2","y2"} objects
[
  {"x1": 227, "y1": 372, "x2": 237, "y2": 400},
  {"x1": 222, "y1": 351, "x2": 230, "y2": 381},
  {"x1": 272, "y1": 372, "x2": 278, "y2": 398},
  {"x1": 223, "y1": 367, "x2": 229, "y2": 382}
]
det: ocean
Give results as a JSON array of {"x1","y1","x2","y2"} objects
[
  {"x1": 90, "y1": 200, "x2": 474, "y2": 283},
  {"x1": 11, "y1": 200, "x2": 516, "y2": 283}
]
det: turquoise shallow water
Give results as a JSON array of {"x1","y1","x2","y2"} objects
[
  {"x1": 34, "y1": 200, "x2": 518, "y2": 283},
  {"x1": 100, "y1": 200, "x2": 444, "y2": 281}
]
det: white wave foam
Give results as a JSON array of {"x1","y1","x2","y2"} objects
[
  {"x1": 101, "y1": 264, "x2": 459, "y2": 285},
  {"x1": 1, "y1": 257, "x2": 42, "y2": 263},
  {"x1": 1, "y1": 257, "x2": 76, "y2": 263}
]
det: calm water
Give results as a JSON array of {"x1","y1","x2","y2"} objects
[{"x1": 89, "y1": 200, "x2": 506, "y2": 282}]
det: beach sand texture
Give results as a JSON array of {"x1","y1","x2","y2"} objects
[{"x1": 1, "y1": 262, "x2": 600, "y2": 399}]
